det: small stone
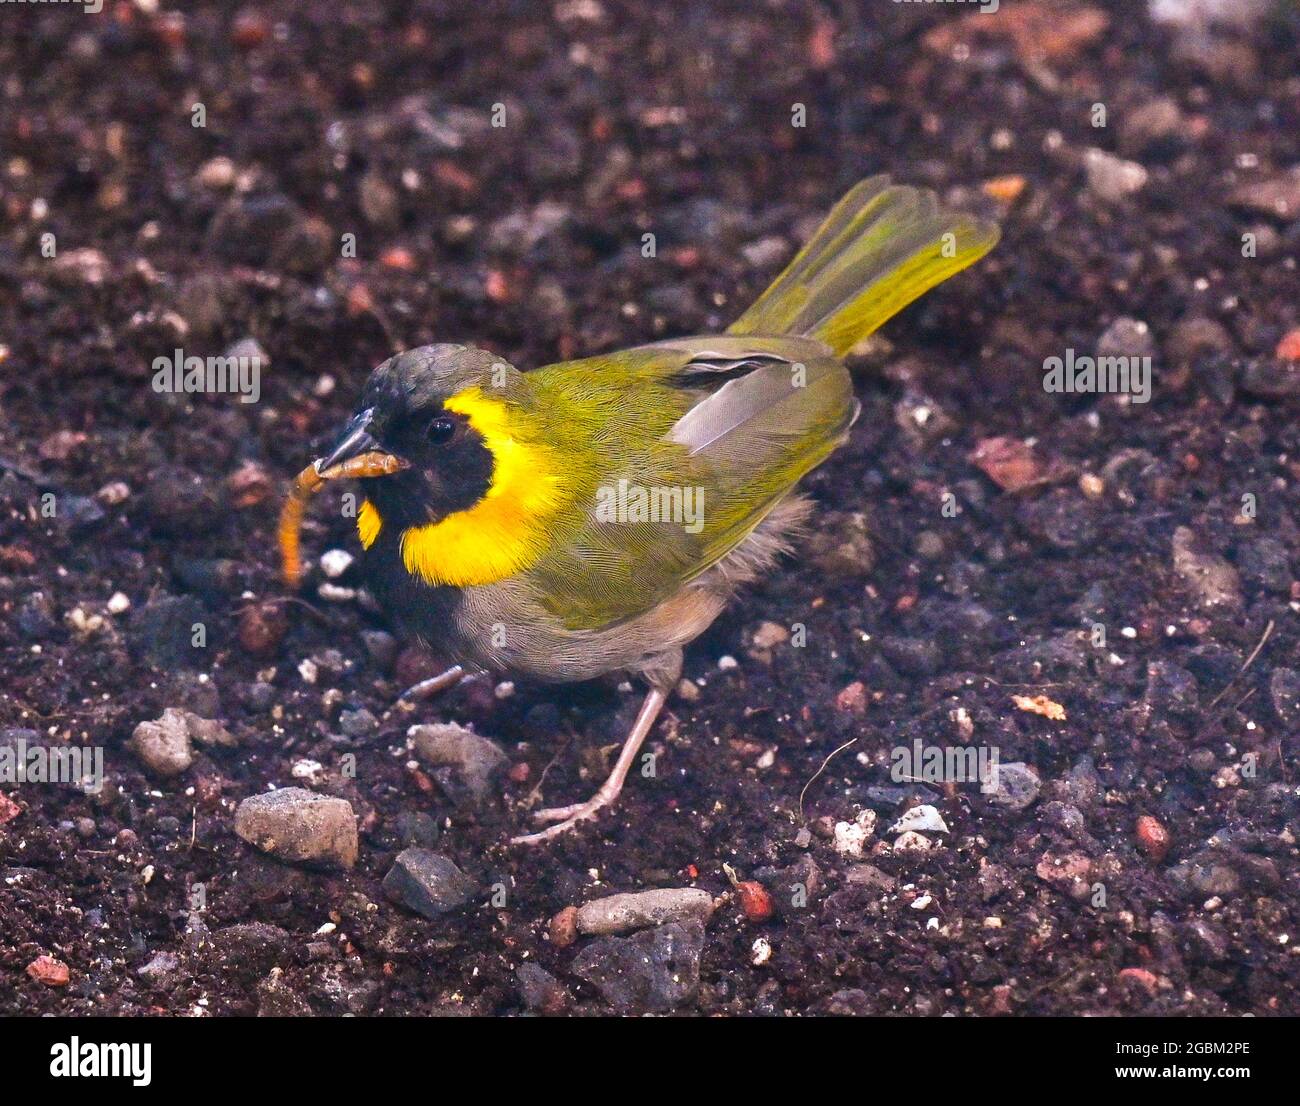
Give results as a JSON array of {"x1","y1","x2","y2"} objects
[
  {"x1": 233, "y1": 788, "x2": 358, "y2": 869},
  {"x1": 1228, "y1": 166, "x2": 1300, "y2": 221},
  {"x1": 548, "y1": 905, "x2": 579, "y2": 948},
  {"x1": 129, "y1": 709, "x2": 195, "y2": 778},
  {"x1": 382, "y1": 848, "x2": 477, "y2": 919},
  {"x1": 845, "y1": 864, "x2": 897, "y2": 893},
  {"x1": 986, "y1": 761, "x2": 1041, "y2": 811},
  {"x1": 835, "y1": 680, "x2": 869, "y2": 714},
  {"x1": 361, "y1": 630, "x2": 398, "y2": 670},
  {"x1": 892, "y1": 830, "x2": 932, "y2": 852},
  {"x1": 410, "y1": 722, "x2": 508, "y2": 807},
  {"x1": 26, "y1": 955, "x2": 70, "y2": 987},
  {"x1": 0, "y1": 793, "x2": 21, "y2": 826},
  {"x1": 127, "y1": 593, "x2": 209, "y2": 669},
  {"x1": 1172, "y1": 527, "x2": 1242, "y2": 610},
  {"x1": 319, "y1": 549, "x2": 354, "y2": 579},
  {"x1": 1136, "y1": 814, "x2": 1171, "y2": 862},
  {"x1": 888, "y1": 804, "x2": 949, "y2": 835},
  {"x1": 833, "y1": 809, "x2": 877, "y2": 857},
  {"x1": 969, "y1": 436, "x2": 1045, "y2": 492},
  {"x1": 1098, "y1": 317, "x2": 1156, "y2": 360},
  {"x1": 1035, "y1": 851, "x2": 1093, "y2": 892},
  {"x1": 1084, "y1": 148, "x2": 1148, "y2": 203},
  {"x1": 675, "y1": 678, "x2": 700, "y2": 702},
  {"x1": 574, "y1": 887, "x2": 715, "y2": 936},
  {"x1": 339, "y1": 708, "x2": 378, "y2": 738},
  {"x1": 571, "y1": 922, "x2": 705, "y2": 1014},
  {"x1": 751, "y1": 621, "x2": 789, "y2": 649},
  {"x1": 516, "y1": 962, "x2": 570, "y2": 1015},
  {"x1": 734, "y1": 881, "x2": 774, "y2": 923}
]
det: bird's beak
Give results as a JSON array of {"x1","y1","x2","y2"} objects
[{"x1": 317, "y1": 407, "x2": 391, "y2": 472}]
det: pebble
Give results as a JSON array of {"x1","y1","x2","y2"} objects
[
  {"x1": 893, "y1": 830, "x2": 932, "y2": 852},
  {"x1": 1084, "y1": 148, "x2": 1148, "y2": 203},
  {"x1": 986, "y1": 761, "x2": 1041, "y2": 811},
  {"x1": 1136, "y1": 814, "x2": 1171, "y2": 862},
  {"x1": 320, "y1": 549, "x2": 354, "y2": 579},
  {"x1": 750, "y1": 937, "x2": 773, "y2": 966},
  {"x1": 1098, "y1": 317, "x2": 1156, "y2": 360},
  {"x1": 233, "y1": 788, "x2": 358, "y2": 869},
  {"x1": 106, "y1": 591, "x2": 131, "y2": 615},
  {"x1": 574, "y1": 887, "x2": 715, "y2": 936},
  {"x1": 127, "y1": 593, "x2": 209, "y2": 669},
  {"x1": 969, "y1": 435, "x2": 1044, "y2": 492},
  {"x1": 516, "y1": 962, "x2": 571, "y2": 1015},
  {"x1": 888, "y1": 804, "x2": 949, "y2": 836},
  {"x1": 570, "y1": 922, "x2": 705, "y2": 1014},
  {"x1": 410, "y1": 722, "x2": 508, "y2": 807},
  {"x1": 236, "y1": 602, "x2": 287, "y2": 658},
  {"x1": 1228, "y1": 166, "x2": 1300, "y2": 221},
  {"x1": 1171, "y1": 526, "x2": 1242, "y2": 610},
  {"x1": 549, "y1": 905, "x2": 579, "y2": 948},
  {"x1": 0, "y1": 793, "x2": 21, "y2": 826},
  {"x1": 382, "y1": 848, "x2": 478, "y2": 919},
  {"x1": 833, "y1": 809, "x2": 877, "y2": 857},
  {"x1": 750, "y1": 620, "x2": 789, "y2": 649},
  {"x1": 734, "y1": 881, "x2": 774, "y2": 923},
  {"x1": 339, "y1": 708, "x2": 378, "y2": 738},
  {"x1": 129, "y1": 709, "x2": 195, "y2": 778},
  {"x1": 26, "y1": 955, "x2": 70, "y2": 987}
]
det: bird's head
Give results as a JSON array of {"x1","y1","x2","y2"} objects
[{"x1": 319, "y1": 344, "x2": 521, "y2": 533}]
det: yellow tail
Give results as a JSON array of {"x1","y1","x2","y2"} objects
[{"x1": 728, "y1": 175, "x2": 999, "y2": 356}]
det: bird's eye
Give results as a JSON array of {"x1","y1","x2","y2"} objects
[{"x1": 426, "y1": 416, "x2": 456, "y2": 445}]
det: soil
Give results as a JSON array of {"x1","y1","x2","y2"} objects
[{"x1": 2, "y1": 0, "x2": 1299, "y2": 1017}]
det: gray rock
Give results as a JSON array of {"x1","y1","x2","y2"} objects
[
  {"x1": 1098, "y1": 317, "x2": 1156, "y2": 360},
  {"x1": 410, "y1": 722, "x2": 508, "y2": 806},
  {"x1": 986, "y1": 761, "x2": 1041, "y2": 811},
  {"x1": 129, "y1": 710, "x2": 194, "y2": 778},
  {"x1": 571, "y1": 922, "x2": 705, "y2": 1013},
  {"x1": 127, "y1": 593, "x2": 209, "y2": 669},
  {"x1": 1172, "y1": 527, "x2": 1242, "y2": 610},
  {"x1": 1236, "y1": 538, "x2": 1292, "y2": 593},
  {"x1": 516, "y1": 962, "x2": 570, "y2": 1013},
  {"x1": 1056, "y1": 756, "x2": 1104, "y2": 808},
  {"x1": 575, "y1": 888, "x2": 715, "y2": 936},
  {"x1": 382, "y1": 848, "x2": 477, "y2": 919},
  {"x1": 391, "y1": 810, "x2": 440, "y2": 848},
  {"x1": 339, "y1": 708, "x2": 378, "y2": 738},
  {"x1": 233, "y1": 788, "x2": 358, "y2": 869}
]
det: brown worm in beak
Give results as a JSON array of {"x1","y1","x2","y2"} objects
[{"x1": 278, "y1": 451, "x2": 406, "y2": 588}]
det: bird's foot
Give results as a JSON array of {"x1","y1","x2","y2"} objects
[{"x1": 509, "y1": 786, "x2": 618, "y2": 845}]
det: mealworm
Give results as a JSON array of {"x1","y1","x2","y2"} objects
[{"x1": 278, "y1": 451, "x2": 405, "y2": 588}]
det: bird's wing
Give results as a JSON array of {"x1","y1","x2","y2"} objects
[{"x1": 516, "y1": 336, "x2": 857, "y2": 629}]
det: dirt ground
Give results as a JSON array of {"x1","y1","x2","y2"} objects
[{"x1": 2, "y1": 0, "x2": 1299, "y2": 1016}]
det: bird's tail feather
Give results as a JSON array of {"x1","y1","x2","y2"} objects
[{"x1": 727, "y1": 175, "x2": 999, "y2": 356}]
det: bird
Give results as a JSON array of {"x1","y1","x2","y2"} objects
[{"x1": 303, "y1": 175, "x2": 999, "y2": 844}]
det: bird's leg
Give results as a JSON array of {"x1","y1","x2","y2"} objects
[
  {"x1": 510, "y1": 683, "x2": 670, "y2": 845},
  {"x1": 398, "y1": 664, "x2": 468, "y2": 704}
]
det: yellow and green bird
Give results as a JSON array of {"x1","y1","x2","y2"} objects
[{"x1": 311, "y1": 175, "x2": 999, "y2": 843}]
